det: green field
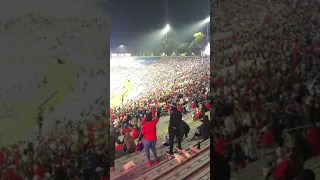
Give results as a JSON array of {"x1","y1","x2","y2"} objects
[
  {"x1": 110, "y1": 79, "x2": 134, "y2": 108},
  {"x1": 0, "y1": 59, "x2": 79, "y2": 146}
]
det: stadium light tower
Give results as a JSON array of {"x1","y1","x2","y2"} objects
[
  {"x1": 204, "y1": 17, "x2": 210, "y2": 41},
  {"x1": 164, "y1": 24, "x2": 170, "y2": 48},
  {"x1": 118, "y1": 45, "x2": 125, "y2": 53},
  {"x1": 204, "y1": 17, "x2": 210, "y2": 23},
  {"x1": 164, "y1": 24, "x2": 170, "y2": 33}
]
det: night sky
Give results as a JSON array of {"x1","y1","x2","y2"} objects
[{"x1": 110, "y1": 0, "x2": 210, "y2": 53}]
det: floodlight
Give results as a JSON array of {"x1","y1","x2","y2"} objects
[
  {"x1": 204, "y1": 17, "x2": 210, "y2": 23},
  {"x1": 163, "y1": 24, "x2": 170, "y2": 33}
]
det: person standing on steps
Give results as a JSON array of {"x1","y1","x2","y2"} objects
[
  {"x1": 138, "y1": 110, "x2": 161, "y2": 167},
  {"x1": 167, "y1": 103, "x2": 182, "y2": 156}
]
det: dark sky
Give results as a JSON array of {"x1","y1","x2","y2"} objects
[{"x1": 110, "y1": 0, "x2": 210, "y2": 53}]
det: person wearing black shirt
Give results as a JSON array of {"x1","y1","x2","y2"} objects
[
  {"x1": 167, "y1": 103, "x2": 182, "y2": 155},
  {"x1": 109, "y1": 124, "x2": 118, "y2": 172},
  {"x1": 211, "y1": 142, "x2": 231, "y2": 180}
]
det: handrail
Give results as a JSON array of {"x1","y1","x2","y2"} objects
[{"x1": 284, "y1": 124, "x2": 313, "y2": 132}]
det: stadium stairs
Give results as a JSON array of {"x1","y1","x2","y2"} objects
[{"x1": 111, "y1": 112, "x2": 210, "y2": 180}]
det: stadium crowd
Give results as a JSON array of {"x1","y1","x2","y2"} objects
[
  {"x1": 109, "y1": 56, "x2": 210, "y2": 169},
  {"x1": 211, "y1": 0, "x2": 320, "y2": 180},
  {"x1": 0, "y1": 14, "x2": 109, "y2": 180}
]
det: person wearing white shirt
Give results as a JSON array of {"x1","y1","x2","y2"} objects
[
  {"x1": 224, "y1": 115, "x2": 236, "y2": 137},
  {"x1": 242, "y1": 110, "x2": 251, "y2": 134}
]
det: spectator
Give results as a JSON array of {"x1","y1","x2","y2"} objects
[
  {"x1": 306, "y1": 124, "x2": 320, "y2": 156},
  {"x1": 211, "y1": 144, "x2": 231, "y2": 180},
  {"x1": 110, "y1": 124, "x2": 118, "y2": 172},
  {"x1": 180, "y1": 118, "x2": 190, "y2": 139},
  {"x1": 293, "y1": 130, "x2": 311, "y2": 161},
  {"x1": 261, "y1": 126, "x2": 274, "y2": 147},
  {"x1": 272, "y1": 154, "x2": 294, "y2": 180},
  {"x1": 123, "y1": 132, "x2": 136, "y2": 154},
  {"x1": 214, "y1": 133, "x2": 227, "y2": 155},
  {"x1": 296, "y1": 169, "x2": 316, "y2": 180},
  {"x1": 231, "y1": 143, "x2": 247, "y2": 171},
  {"x1": 138, "y1": 111, "x2": 161, "y2": 166},
  {"x1": 194, "y1": 115, "x2": 210, "y2": 140},
  {"x1": 224, "y1": 114, "x2": 236, "y2": 137},
  {"x1": 131, "y1": 124, "x2": 140, "y2": 140},
  {"x1": 167, "y1": 103, "x2": 182, "y2": 155},
  {"x1": 246, "y1": 129, "x2": 258, "y2": 161}
]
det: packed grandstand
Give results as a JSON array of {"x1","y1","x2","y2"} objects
[
  {"x1": 0, "y1": 12, "x2": 109, "y2": 180},
  {"x1": 1, "y1": 0, "x2": 320, "y2": 179},
  {"x1": 211, "y1": 0, "x2": 320, "y2": 180},
  {"x1": 110, "y1": 55, "x2": 211, "y2": 180}
]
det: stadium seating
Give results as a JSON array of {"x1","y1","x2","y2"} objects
[{"x1": 111, "y1": 112, "x2": 210, "y2": 180}]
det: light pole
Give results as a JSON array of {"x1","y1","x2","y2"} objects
[
  {"x1": 204, "y1": 17, "x2": 210, "y2": 42},
  {"x1": 119, "y1": 45, "x2": 124, "y2": 54},
  {"x1": 164, "y1": 24, "x2": 170, "y2": 53}
]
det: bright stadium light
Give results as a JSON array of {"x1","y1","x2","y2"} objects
[
  {"x1": 204, "y1": 17, "x2": 210, "y2": 23},
  {"x1": 163, "y1": 24, "x2": 170, "y2": 33}
]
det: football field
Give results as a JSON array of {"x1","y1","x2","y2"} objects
[
  {"x1": 110, "y1": 78, "x2": 134, "y2": 108},
  {"x1": 0, "y1": 59, "x2": 79, "y2": 146}
]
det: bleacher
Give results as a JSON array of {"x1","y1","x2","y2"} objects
[
  {"x1": 111, "y1": 112, "x2": 210, "y2": 180},
  {"x1": 230, "y1": 125, "x2": 320, "y2": 180}
]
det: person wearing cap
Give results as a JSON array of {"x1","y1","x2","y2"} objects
[{"x1": 167, "y1": 103, "x2": 182, "y2": 155}]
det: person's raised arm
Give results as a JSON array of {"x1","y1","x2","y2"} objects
[{"x1": 152, "y1": 110, "x2": 161, "y2": 124}]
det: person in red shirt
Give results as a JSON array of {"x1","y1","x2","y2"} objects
[
  {"x1": 177, "y1": 104, "x2": 182, "y2": 111},
  {"x1": 272, "y1": 155, "x2": 294, "y2": 179},
  {"x1": 126, "y1": 126, "x2": 133, "y2": 133},
  {"x1": 214, "y1": 134, "x2": 226, "y2": 155},
  {"x1": 205, "y1": 101, "x2": 211, "y2": 111},
  {"x1": 115, "y1": 140, "x2": 124, "y2": 153},
  {"x1": 13, "y1": 151, "x2": 21, "y2": 165},
  {"x1": 138, "y1": 111, "x2": 161, "y2": 166},
  {"x1": 306, "y1": 125, "x2": 320, "y2": 156},
  {"x1": 165, "y1": 104, "x2": 171, "y2": 111},
  {"x1": 34, "y1": 163, "x2": 46, "y2": 179},
  {"x1": 132, "y1": 124, "x2": 140, "y2": 139},
  {"x1": 261, "y1": 127, "x2": 274, "y2": 147},
  {"x1": 191, "y1": 101, "x2": 197, "y2": 109},
  {"x1": 121, "y1": 126, "x2": 127, "y2": 135},
  {"x1": 194, "y1": 109, "x2": 203, "y2": 120}
]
